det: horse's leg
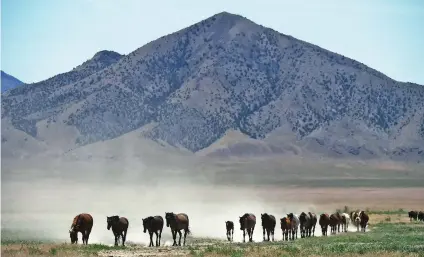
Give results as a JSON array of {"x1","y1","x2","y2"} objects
[
  {"x1": 159, "y1": 229, "x2": 162, "y2": 246},
  {"x1": 262, "y1": 227, "x2": 265, "y2": 241},
  {"x1": 267, "y1": 228, "x2": 270, "y2": 241},
  {"x1": 177, "y1": 230, "x2": 182, "y2": 246},
  {"x1": 248, "y1": 228, "x2": 253, "y2": 242},
  {"x1": 183, "y1": 229, "x2": 188, "y2": 246},
  {"x1": 231, "y1": 229, "x2": 234, "y2": 242},
  {"x1": 172, "y1": 230, "x2": 177, "y2": 246},
  {"x1": 243, "y1": 229, "x2": 246, "y2": 243},
  {"x1": 122, "y1": 229, "x2": 127, "y2": 247}
]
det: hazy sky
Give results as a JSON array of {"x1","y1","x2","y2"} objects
[{"x1": 1, "y1": 0, "x2": 423, "y2": 85}]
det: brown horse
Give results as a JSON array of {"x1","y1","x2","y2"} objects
[
  {"x1": 359, "y1": 211, "x2": 369, "y2": 232},
  {"x1": 280, "y1": 217, "x2": 291, "y2": 241},
  {"x1": 319, "y1": 213, "x2": 330, "y2": 236},
  {"x1": 142, "y1": 216, "x2": 164, "y2": 247},
  {"x1": 287, "y1": 213, "x2": 299, "y2": 240},
  {"x1": 225, "y1": 221, "x2": 234, "y2": 242},
  {"x1": 329, "y1": 212, "x2": 342, "y2": 234},
  {"x1": 107, "y1": 216, "x2": 129, "y2": 246},
  {"x1": 69, "y1": 213, "x2": 93, "y2": 245},
  {"x1": 261, "y1": 213, "x2": 276, "y2": 242},
  {"x1": 165, "y1": 212, "x2": 190, "y2": 246},
  {"x1": 239, "y1": 213, "x2": 256, "y2": 243}
]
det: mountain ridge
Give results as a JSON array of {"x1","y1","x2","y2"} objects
[
  {"x1": 1, "y1": 71, "x2": 24, "y2": 93},
  {"x1": 2, "y1": 12, "x2": 424, "y2": 162}
]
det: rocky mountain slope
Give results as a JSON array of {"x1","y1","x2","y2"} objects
[
  {"x1": 1, "y1": 71, "x2": 24, "y2": 93},
  {"x1": 2, "y1": 12, "x2": 424, "y2": 162}
]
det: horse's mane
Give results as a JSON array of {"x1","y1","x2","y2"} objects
[{"x1": 241, "y1": 213, "x2": 250, "y2": 218}]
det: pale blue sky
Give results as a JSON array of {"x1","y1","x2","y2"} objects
[{"x1": 1, "y1": 0, "x2": 423, "y2": 84}]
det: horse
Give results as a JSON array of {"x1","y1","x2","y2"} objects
[
  {"x1": 69, "y1": 213, "x2": 93, "y2": 245},
  {"x1": 351, "y1": 211, "x2": 361, "y2": 232},
  {"x1": 165, "y1": 212, "x2": 190, "y2": 246},
  {"x1": 298, "y1": 212, "x2": 311, "y2": 238},
  {"x1": 287, "y1": 213, "x2": 299, "y2": 240},
  {"x1": 107, "y1": 215, "x2": 129, "y2": 246},
  {"x1": 329, "y1": 212, "x2": 342, "y2": 234},
  {"x1": 359, "y1": 211, "x2": 369, "y2": 232},
  {"x1": 280, "y1": 217, "x2": 291, "y2": 241},
  {"x1": 261, "y1": 213, "x2": 276, "y2": 242},
  {"x1": 418, "y1": 211, "x2": 424, "y2": 222},
  {"x1": 142, "y1": 216, "x2": 164, "y2": 247},
  {"x1": 308, "y1": 212, "x2": 317, "y2": 236},
  {"x1": 225, "y1": 221, "x2": 234, "y2": 242},
  {"x1": 239, "y1": 213, "x2": 256, "y2": 243},
  {"x1": 408, "y1": 210, "x2": 418, "y2": 221},
  {"x1": 319, "y1": 213, "x2": 330, "y2": 236},
  {"x1": 341, "y1": 213, "x2": 351, "y2": 232}
]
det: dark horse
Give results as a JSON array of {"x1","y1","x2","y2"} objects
[
  {"x1": 142, "y1": 216, "x2": 164, "y2": 247},
  {"x1": 309, "y1": 212, "x2": 317, "y2": 236},
  {"x1": 239, "y1": 213, "x2": 256, "y2": 243},
  {"x1": 261, "y1": 213, "x2": 276, "y2": 242},
  {"x1": 359, "y1": 211, "x2": 369, "y2": 232},
  {"x1": 107, "y1": 215, "x2": 129, "y2": 246},
  {"x1": 280, "y1": 217, "x2": 291, "y2": 241},
  {"x1": 69, "y1": 213, "x2": 93, "y2": 245},
  {"x1": 299, "y1": 212, "x2": 310, "y2": 238},
  {"x1": 408, "y1": 210, "x2": 418, "y2": 221},
  {"x1": 329, "y1": 212, "x2": 342, "y2": 234},
  {"x1": 225, "y1": 221, "x2": 234, "y2": 242},
  {"x1": 418, "y1": 211, "x2": 424, "y2": 222},
  {"x1": 299, "y1": 212, "x2": 317, "y2": 238},
  {"x1": 165, "y1": 212, "x2": 190, "y2": 246},
  {"x1": 319, "y1": 213, "x2": 330, "y2": 236}
]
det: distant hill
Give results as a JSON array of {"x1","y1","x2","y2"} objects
[
  {"x1": 1, "y1": 71, "x2": 24, "y2": 93},
  {"x1": 1, "y1": 12, "x2": 423, "y2": 163}
]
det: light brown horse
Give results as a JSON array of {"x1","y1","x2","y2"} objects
[
  {"x1": 319, "y1": 213, "x2": 330, "y2": 236},
  {"x1": 107, "y1": 216, "x2": 129, "y2": 246},
  {"x1": 280, "y1": 217, "x2": 291, "y2": 241},
  {"x1": 239, "y1": 213, "x2": 256, "y2": 243},
  {"x1": 165, "y1": 212, "x2": 190, "y2": 246},
  {"x1": 69, "y1": 213, "x2": 93, "y2": 245}
]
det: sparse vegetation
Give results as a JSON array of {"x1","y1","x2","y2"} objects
[{"x1": 2, "y1": 212, "x2": 424, "y2": 257}]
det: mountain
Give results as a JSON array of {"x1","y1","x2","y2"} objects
[
  {"x1": 1, "y1": 71, "x2": 24, "y2": 93},
  {"x1": 2, "y1": 12, "x2": 424, "y2": 162}
]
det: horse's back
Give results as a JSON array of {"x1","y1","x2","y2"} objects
[
  {"x1": 119, "y1": 217, "x2": 129, "y2": 229},
  {"x1": 176, "y1": 213, "x2": 189, "y2": 225},
  {"x1": 75, "y1": 213, "x2": 94, "y2": 230}
]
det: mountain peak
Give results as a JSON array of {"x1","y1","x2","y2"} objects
[{"x1": 92, "y1": 50, "x2": 123, "y2": 61}]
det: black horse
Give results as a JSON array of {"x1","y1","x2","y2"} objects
[
  {"x1": 260, "y1": 213, "x2": 276, "y2": 241},
  {"x1": 408, "y1": 210, "x2": 418, "y2": 221},
  {"x1": 107, "y1": 215, "x2": 129, "y2": 246},
  {"x1": 299, "y1": 212, "x2": 311, "y2": 238},
  {"x1": 142, "y1": 216, "x2": 164, "y2": 247},
  {"x1": 225, "y1": 221, "x2": 234, "y2": 242}
]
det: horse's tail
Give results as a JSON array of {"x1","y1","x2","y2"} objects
[{"x1": 187, "y1": 227, "x2": 191, "y2": 235}]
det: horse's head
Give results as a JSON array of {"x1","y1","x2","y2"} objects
[
  {"x1": 69, "y1": 229, "x2": 78, "y2": 244},
  {"x1": 239, "y1": 215, "x2": 246, "y2": 230},
  {"x1": 142, "y1": 216, "x2": 152, "y2": 233},
  {"x1": 225, "y1": 221, "x2": 232, "y2": 230},
  {"x1": 299, "y1": 212, "x2": 307, "y2": 223},
  {"x1": 165, "y1": 212, "x2": 175, "y2": 228},
  {"x1": 287, "y1": 213, "x2": 294, "y2": 220},
  {"x1": 260, "y1": 213, "x2": 268, "y2": 224},
  {"x1": 107, "y1": 215, "x2": 119, "y2": 230}
]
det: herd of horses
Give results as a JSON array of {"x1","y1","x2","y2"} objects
[
  {"x1": 68, "y1": 210, "x2": 376, "y2": 247},
  {"x1": 408, "y1": 210, "x2": 424, "y2": 222}
]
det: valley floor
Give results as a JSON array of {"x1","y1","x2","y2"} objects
[{"x1": 2, "y1": 212, "x2": 424, "y2": 257}]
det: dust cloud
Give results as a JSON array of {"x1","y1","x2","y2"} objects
[{"x1": 0, "y1": 164, "x2": 340, "y2": 245}]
